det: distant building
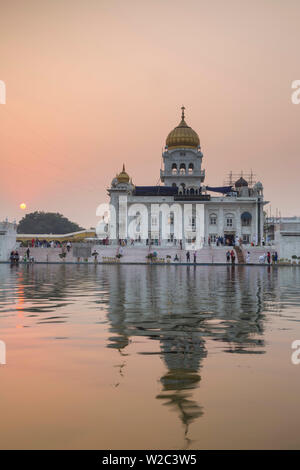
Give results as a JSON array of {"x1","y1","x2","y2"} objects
[
  {"x1": 267, "y1": 217, "x2": 300, "y2": 259},
  {"x1": 108, "y1": 107, "x2": 267, "y2": 247},
  {"x1": 0, "y1": 221, "x2": 17, "y2": 261}
]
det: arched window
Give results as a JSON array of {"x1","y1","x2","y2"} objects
[
  {"x1": 225, "y1": 213, "x2": 234, "y2": 228},
  {"x1": 188, "y1": 163, "x2": 194, "y2": 175},
  {"x1": 210, "y1": 213, "x2": 217, "y2": 225},
  {"x1": 190, "y1": 188, "x2": 195, "y2": 195},
  {"x1": 178, "y1": 183, "x2": 185, "y2": 195},
  {"x1": 179, "y1": 163, "x2": 186, "y2": 175},
  {"x1": 172, "y1": 163, "x2": 177, "y2": 175},
  {"x1": 241, "y1": 212, "x2": 252, "y2": 226}
]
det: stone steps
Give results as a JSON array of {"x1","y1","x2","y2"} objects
[{"x1": 17, "y1": 245, "x2": 276, "y2": 264}]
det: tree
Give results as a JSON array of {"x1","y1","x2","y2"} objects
[{"x1": 17, "y1": 211, "x2": 84, "y2": 234}]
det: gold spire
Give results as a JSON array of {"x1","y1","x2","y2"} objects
[
  {"x1": 181, "y1": 105, "x2": 185, "y2": 120},
  {"x1": 166, "y1": 106, "x2": 200, "y2": 150},
  {"x1": 117, "y1": 164, "x2": 130, "y2": 183}
]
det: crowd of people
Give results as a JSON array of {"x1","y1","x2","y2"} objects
[
  {"x1": 258, "y1": 251, "x2": 278, "y2": 264},
  {"x1": 10, "y1": 248, "x2": 34, "y2": 264},
  {"x1": 21, "y1": 239, "x2": 73, "y2": 251},
  {"x1": 226, "y1": 250, "x2": 236, "y2": 264},
  {"x1": 9, "y1": 250, "x2": 20, "y2": 265}
]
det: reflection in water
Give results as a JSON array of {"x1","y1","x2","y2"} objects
[
  {"x1": 103, "y1": 265, "x2": 284, "y2": 444},
  {"x1": 1, "y1": 264, "x2": 300, "y2": 448}
]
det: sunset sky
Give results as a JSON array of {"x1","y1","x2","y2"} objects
[{"x1": 1, "y1": 0, "x2": 300, "y2": 228}]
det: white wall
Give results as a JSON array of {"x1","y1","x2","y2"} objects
[
  {"x1": 0, "y1": 222, "x2": 17, "y2": 261},
  {"x1": 276, "y1": 235, "x2": 300, "y2": 259}
]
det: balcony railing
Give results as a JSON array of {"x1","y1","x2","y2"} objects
[{"x1": 160, "y1": 169, "x2": 205, "y2": 179}]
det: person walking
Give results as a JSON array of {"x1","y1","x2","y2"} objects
[
  {"x1": 226, "y1": 250, "x2": 230, "y2": 263},
  {"x1": 186, "y1": 251, "x2": 190, "y2": 262},
  {"x1": 246, "y1": 251, "x2": 251, "y2": 264},
  {"x1": 26, "y1": 247, "x2": 30, "y2": 260},
  {"x1": 267, "y1": 251, "x2": 271, "y2": 265},
  {"x1": 193, "y1": 251, "x2": 197, "y2": 264},
  {"x1": 230, "y1": 249, "x2": 235, "y2": 265}
]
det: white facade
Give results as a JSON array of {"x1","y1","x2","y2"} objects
[
  {"x1": 0, "y1": 221, "x2": 17, "y2": 261},
  {"x1": 108, "y1": 111, "x2": 266, "y2": 247},
  {"x1": 273, "y1": 218, "x2": 300, "y2": 259}
]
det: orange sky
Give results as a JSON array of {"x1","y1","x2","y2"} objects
[{"x1": 1, "y1": 0, "x2": 300, "y2": 228}]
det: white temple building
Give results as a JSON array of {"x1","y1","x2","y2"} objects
[{"x1": 108, "y1": 107, "x2": 267, "y2": 247}]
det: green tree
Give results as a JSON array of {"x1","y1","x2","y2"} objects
[{"x1": 17, "y1": 212, "x2": 84, "y2": 234}]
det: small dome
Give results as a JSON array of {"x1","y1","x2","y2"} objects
[
  {"x1": 235, "y1": 177, "x2": 248, "y2": 188},
  {"x1": 254, "y1": 181, "x2": 263, "y2": 190},
  {"x1": 166, "y1": 107, "x2": 200, "y2": 150},
  {"x1": 117, "y1": 164, "x2": 130, "y2": 184}
]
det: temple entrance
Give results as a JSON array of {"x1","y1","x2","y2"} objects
[{"x1": 224, "y1": 232, "x2": 235, "y2": 246}]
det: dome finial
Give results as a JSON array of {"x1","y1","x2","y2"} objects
[
  {"x1": 117, "y1": 164, "x2": 130, "y2": 183},
  {"x1": 181, "y1": 105, "x2": 185, "y2": 121}
]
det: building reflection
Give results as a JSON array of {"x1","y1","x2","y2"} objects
[
  {"x1": 104, "y1": 265, "x2": 281, "y2": 443},
  {"x1": 1, "y1": 263, "x2": 292, "y2": 445}
]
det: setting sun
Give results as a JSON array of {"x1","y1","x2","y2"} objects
[{"x1": 20, "y1": 203, "x2": 26, "y2": 210}]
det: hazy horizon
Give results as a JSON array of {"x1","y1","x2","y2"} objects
[{"x1": 1, "y1": 0, "x2": 300, "y2": 228}]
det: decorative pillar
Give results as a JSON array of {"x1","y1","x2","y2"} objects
[{"x1": 218, "y1": 206, "x2": 224, "y2": 239}]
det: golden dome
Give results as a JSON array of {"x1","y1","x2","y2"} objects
[
  {"x1": 166, "y1": 106, "x2": 200, "y2": 150},
  {"x1": 116, "y1": 164, "x2": 130, "y2": 183}
]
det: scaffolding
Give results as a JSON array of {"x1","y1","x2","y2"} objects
[{"x1": 223, "y1": 170, "x2": 257, "y2": 188}]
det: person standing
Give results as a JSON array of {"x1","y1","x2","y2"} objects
[
  {"x1": 230, "y1": 249, "x2": 235, "y2": 264},
  {"x1": 246, "y1": 251, "x2": 251, "y2": 264},
  {"x1": 226, "y1": 251, "x2": 231, "y2": 263},
  {"x1": 26, "y1": 247, "x2": 30, "y2": 260},
  {"x1": 193, "y1": 251, "x2": 197, "y2": 264},
  {"x1": 267, "y1": 251, "x2": 271, "y2": 265},
  {"x1": 186, "y1": 251, "x2": 190, "y2": 262}
]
